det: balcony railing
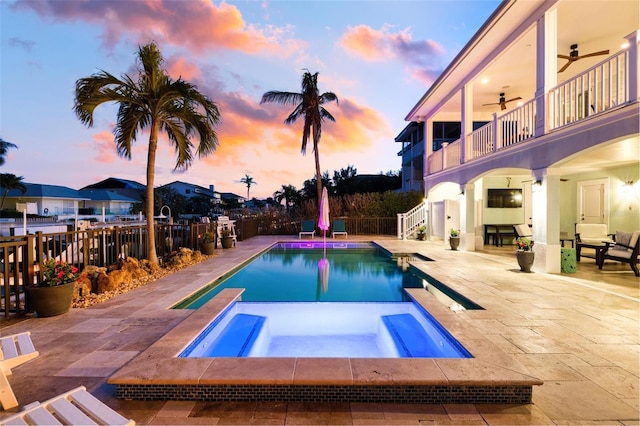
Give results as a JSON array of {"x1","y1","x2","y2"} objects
[
  {"x1": 548, "y1": 49, "x2": 629, "y2": 130},
  {"x1": 427, "y1": 46, "x2": 632, "y2": 173}
]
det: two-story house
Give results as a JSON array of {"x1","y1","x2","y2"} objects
[{"x1": 399, "y1": 0, "x2": 639, "y2": 273}]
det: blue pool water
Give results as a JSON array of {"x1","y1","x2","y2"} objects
[
  {"x1": 179, "y1": 301, "x2": 473, "y2": 358},
  {"x1": 176, "y1": 243, "x2": 424, "y2": 308}
]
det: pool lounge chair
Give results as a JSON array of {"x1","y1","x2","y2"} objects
[
  {"x1": 299, "y1": 220, "x2": 316, "y2": 239},
  {"x1": 0, "y1": 386, "x2": 135, "y2": 425},
  {"x1": 598, "y1": 231, "x2": 640, "y2": 276},
  {"x1": 1, "y1": 332, "x2": 39, "y2": 410},
  {"x1": 332, "y1": 220, "x2": 348, "y2": 239}
]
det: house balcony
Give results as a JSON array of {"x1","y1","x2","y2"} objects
[{"x1": 427, "y1": 44, "x2": 637, "y2": 176}]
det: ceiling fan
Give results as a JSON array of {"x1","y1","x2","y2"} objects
[
  {"x1": 558, "y1": 43, "x2": 610, "y2": 73},
  {"x1": 482, "y1": 92, "x2": 522, "y2": 111}
]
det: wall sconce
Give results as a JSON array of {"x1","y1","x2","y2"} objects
[
  {"x1": 622, "y1": 180, "x2": 634, "y2": 194},
  {"x1": 533, "y1": 180, "x2": 542, "y2": 187}
]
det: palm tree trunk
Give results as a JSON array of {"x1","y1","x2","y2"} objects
[
  {"x1": 146, "y1": 123, "x2": 159, "y2": 266},
  {"x1": 313, "y1": 140, "x2": 322, "y2": 202}
]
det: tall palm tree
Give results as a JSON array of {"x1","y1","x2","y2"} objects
[
  {"x1": 0, "y1": 138, "x2": 18, "y2": 166},
  {"x1": 240, "y1": 174, "x2": 256, "y2": 200},
  {"x1": 0, "y1": 173, "x2": 27, "y2": 211},
  {"x1": 74, "y1": 42, "x2": 221, "y2": 266},
  {"x1": 273, "y1": 184, "x2": 300, "y2": 212},
  {"x1": 260, "y1": 70, "x2": 338, "y2": 201}
]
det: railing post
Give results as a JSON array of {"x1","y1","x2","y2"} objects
[
  {"x1": 625, "y1": 30, "x2": 639, "y2": 103},
  {"x1": 492, "y1": 112, "x2": 498, "y2": 152},
  {"x1": 397, "y1": 213, "x2": 404, "y2": 240}
]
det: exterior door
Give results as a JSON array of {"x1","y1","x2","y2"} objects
[{"x1": 577, "y1": 178, "x2": 608, "y2": 224}]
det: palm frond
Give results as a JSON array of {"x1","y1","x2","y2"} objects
[{"x1": 261, "y1": 91, "x2": 303, "y2": 106}]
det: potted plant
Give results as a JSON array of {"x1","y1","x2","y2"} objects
[
  {"x1": 220, "y1": 227, "x2": 234, "y2": 249},
  {"x1": 515, "y1": 237, "x2": 535, "y2": 272},
  {"x1": 26, "y1": 259, "x2": 83, "y2": 317},
  {"x1": 449, "y1": 228, "x2": 461, "y2": 250},
  {"x1": 417, "y1": 225, "x2": 426, "y2": 241},
  {"x1": 200, "y1": 231, "x2": 216, "y2": 255}
]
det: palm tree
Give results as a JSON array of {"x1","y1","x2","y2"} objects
[
  {"x1": 74, "y1": 42, "x2": 221, "y2": 266},
  {"x1": 273, "y1": 184, "x2": 300, "y2": 212},
  {"x1": 260, "y1": 70, "x2": 338, "y2": 201},
  {"x1": 0, "y1": 173, "x2": 27, "y2": 211},
  {"x1": 0, "y1": 138, "x2": 18, "y2": 166},
  {"x1": 240, "y1": 174, "x2": 256, "y2": 200}
]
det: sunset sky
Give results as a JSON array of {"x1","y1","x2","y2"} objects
[{"x1": 1, "y1": 0, "x2": 500, "y2": 199}]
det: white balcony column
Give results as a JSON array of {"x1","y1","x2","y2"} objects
[
  {"x1": 461, "y1": 84, "x2": 473, "y2": 164},
  {"x1": 459, "y1": 183, "x2": 476, "y2": 251},
  {"x1": 423, "y1": 116, "x2": 433, "y2": 192},
  {"x1": 531, "y1": 168, "x2": 561, "y2": 273},
  {"x1": 535, "y1": 8, "x2": 557, "y2": 137},
  {"x1": 625, "y1": 30, "x2": 640, "y2": 102}
]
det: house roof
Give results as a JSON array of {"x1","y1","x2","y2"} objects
[
  {"x1": 160, "y1": 181, "x2": 216, "y2": 197},
  {"x1": 78, "y1": 189, "x2": 139, "y2": 203},
  {"x1": 81, "y1": 177, "x2": 146, "y2": 191},
  {"x1": 6, "y1": 183, "x2": 89, "y2": 200},
  {"x1": 220, "y1": 192, "x2": 244, "y2": 201}
]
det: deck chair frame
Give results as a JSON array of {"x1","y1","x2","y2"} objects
[
  {"x1": 332, "y1": 220, "x2": 348, "y2": 239},
  {"x1": 1, "y1": 332, "x2": 39, "y2": 410},
  {"x1": 299, "y1": 220, "x2": 316, "y2": 239},
  {"x1": 0, "y1": 386, "x2": 135, "y2": 425}
]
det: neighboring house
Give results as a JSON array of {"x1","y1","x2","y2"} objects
[
  {"x1": 80, "y1": 177, "x2": 145, "y2": 203},
  {"x1": 77, "y1": 189, "x2": 139, "y2": 220},
  {"x1": 159, "y1": 181, "x2": 223, "y2": 215},
  {"x1": 399, "y1": 0, "x2": 639, "y2": 273},
  {"x1": 220, "y1": 192, "x2": 246, "y2": 207},
  {"x1": 4, "y1": 183, "x2": 88, "y2": 219},
  {"x1": 160, "y1": 181, "x2": 220, "y2": 202}
]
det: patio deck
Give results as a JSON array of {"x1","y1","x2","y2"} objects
[{"x1": 0, "y1": 236, "x2": 637, "y2": 424}]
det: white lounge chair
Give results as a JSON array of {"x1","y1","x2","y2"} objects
[
  {"x1": 0, "y1": 332, "x2": 39, "y2": 410},
  {"x1": 0, "y1": 386, "x2": 135, "y2": 425}
]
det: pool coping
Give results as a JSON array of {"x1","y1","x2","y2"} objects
[{"x1": 108, "y1": 282, "x2": 543, "y2": 403}]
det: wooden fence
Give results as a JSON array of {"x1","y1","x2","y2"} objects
[{"x1": 1, "y1": 217, "x2": 396, "y2": 318}]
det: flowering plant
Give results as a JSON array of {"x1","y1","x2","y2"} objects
[
  {"x1": 516, "y1": 237, "x2": 534, "y2": 252},
  {"x1": 450, "y1": 228, "x2": 460, "y2": 237},
  {"x1": 202, "y1": 231, "x2": 216, "y2": 244},
  {"x1": 40, "y1": 259, "x2": 83, "y2": 287}
]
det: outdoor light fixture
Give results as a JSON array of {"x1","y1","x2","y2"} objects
[
  {"x1": 622, "y1": 180, "x2": 634, "y2": 194},
  {"x1": 533, "y1": 179, "x2": 542, "y2": 186}
]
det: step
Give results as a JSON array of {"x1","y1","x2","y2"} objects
[
  {"x1": 206, "y1": 314, "x2": 266, "y2": 357},
  {"x1": 382, "y1": 313, "x2": 435, "y2": 358}
]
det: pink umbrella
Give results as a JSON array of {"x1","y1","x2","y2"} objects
[{"x1": 318, "y1": 187, "x2": 330, "y2": 237}]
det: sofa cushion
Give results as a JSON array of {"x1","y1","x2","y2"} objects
[{"x1": 576, "y1": 223, "x2": 612, "y2": 244}]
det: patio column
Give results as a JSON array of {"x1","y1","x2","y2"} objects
[
  {"x1": 459, "y1": 183, "x2": 476, "y2": 251},
  {"x1": 535, "y1": 8, "x2": 558, "y2": 137},
  {"x1": 531, "y1": 168, "x2": 561, "y2": 273}
]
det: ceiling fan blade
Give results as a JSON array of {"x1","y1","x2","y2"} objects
[
  {"x1": 500, "y1": 103, "x2": 507, "y2": 111},
  {"x1": 558, "y1": 61, "x2": 572, "y2": 73},
  {"x1": 482, "y1": 102, "x2": 500, "y2": 106},
  {"x1": 505, "y1": 97, "x2": 522, "y2": 103},
  {"x1": 557, "y1": 54, "x2": 572, "y2": 60},
  {"x1": 579, "y1": 50, "x2": 610, "y2": 59}
]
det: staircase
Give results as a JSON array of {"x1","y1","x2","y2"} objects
[{"x1": 397, "y1": 201, "x2": 427, "y2": 240}]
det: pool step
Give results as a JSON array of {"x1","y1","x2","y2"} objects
[
  {"x1": 206, "y1": 314, "x2": 265, "y2": 357},
  {"x1": 382, "y1": 314, "x2": 436, "y2": 358}
]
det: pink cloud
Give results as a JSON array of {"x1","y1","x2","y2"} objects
[
  {"x1": 12, "y1": 0, "x2": 304, "y2": 56},
  {"x1": 91, "y1": 131, "x2": 117, "y2": 163},
  {"x1": 340, "y1": 24, "x2": 446, "y2": 82}
]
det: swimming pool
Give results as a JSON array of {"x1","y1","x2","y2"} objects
[
  {"x1": 179, "y1": 301, "x2": 472, "y2": 358},
  {"x1": 174, "y1": 242, "x2": 480, "y2": 309}
]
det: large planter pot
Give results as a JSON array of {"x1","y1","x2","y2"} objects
[
  {"x1": 516, "y1": 251, "x2": 535, "y2": 272},
  {"x1": 221, "y1": 236, "x2": 234, "y2": 249},
  {"x1": 449, "y1": 236, "x2": 461, "y2": 250},
  {"x1": 201, "y1": 241, "x2": 215, "y2": 255},
  {"x1": 25, "y1": 282, "x2": 74, "y2": 317}
]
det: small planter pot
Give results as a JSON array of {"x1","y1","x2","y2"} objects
[
  {"x1": 25, "y1": 282, "x2": 75, "y2": 317},
  {"x1": 417, "y1": 233, "x2": 426, "y2": 241},
  {"x1": 449, "y1": 236, "x2": 461, "y2": 250},
  {"x1": 516, "y1": 251, "x2": 535, "y2": 272},
  {"x1": 221, "y1": 236, "x2": 234, "y2": 249},
  {"x1": 201, "y1": 241, "x2": 215, "y2": 255}
]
